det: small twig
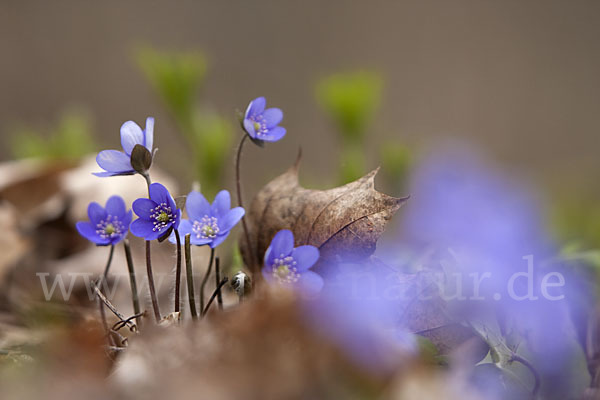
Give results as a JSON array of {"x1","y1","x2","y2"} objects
[
  {"x1": 215, "y1": 257, "x2": 224, "y2": 310},
  {"x1": 202, "y1": 277, "x2": 228, "y2": 316},
  {"x1": 511, "y1": 353, "x2": 541, "y2": 398},
  {"x1": 93, "y1": 282, "x2": 131, "y2": 326},
  {"x1": 112, "y1": 312, "x2": 144, "y2": 332},
  {"x1": 199, "y1": 248, "x2": 215, "y2": 313},
  {"x1": 184, "y1": 234, "x2": 198, "y2": 319}
]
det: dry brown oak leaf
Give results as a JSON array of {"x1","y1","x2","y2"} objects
[{"x1": 242, "y1": 154, "x2": 408, "y2": 268}]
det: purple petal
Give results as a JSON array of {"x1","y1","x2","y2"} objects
[
  {"x1": 120, "y1": 121, "x2": 145, "y2": 155},
  {"x1": 87, "y1": 202, "x2": 106, "y2": 223},
  {"x1": 130, "y1": 219, "x2": 160, "y2": 240},
  {"x1": 132, "y1": 198, "x2": 156, "y2": 220},
  {"x1": 168, "y1": 219, "x2": 192, "y2": 244},
  {"x1": 245, "y1": 96, "x2": 266, "y2": 118},
  {"x1": 186, "y1": 191, "x2": 211, "y2": 221},
  {"x1": 261, "y1": 126, "x2": 286, "y2": 143},
  {"x1": 219, "y1": 207, "x2": 245, "y2": 232},
  {"x1": 121, "y1": 210, "x2": 133, "y2": 231},
  {"x1": 105, "y1": 196, "x2": 126, "y2": 218},
  {"x1": 92, "y1": 171, "x2": 124, "y2": 177},
  {"x1": 210, "y1": 231, "x2": 230, "y2": 248},
  {"x1": 262, "y1": 108, "x2": 283, "y2": 128},
  {"x1": 76, "y1": 221, "x2": 109, "y2": 245},
  {"x1": 191, "y1": 237, "x2": 212, "y2": 246},
  {"x1": 172, "y1": 209, "x2": 182, "y2": 230},
  {"x1": 96, "y1": 150, "x2": 133, "y2": 173},
  {"x1": 297, "y1": 270, "x2": 324, "y2": 296},
  {"x1": 211, "y1": 190, "x2": 231, "y2": 217},
  {"x1": 144, "y1": 117, "x2": 154, "y2": 151},
  {"x1": 291, "y1": 245, "x2": 320, "y2": 272},
  {"x1": 267, "y1": 230, "x2": 295, "y2": 264},
  {"x1": 149, "y1": 182, "x2": 171, "y2": 205},
  {"x1": 243, "y1": 119, "x2": 257, "y2": 139},
  {"x1": 262, "y1": 265, "x2": 275, "y2": 283}
]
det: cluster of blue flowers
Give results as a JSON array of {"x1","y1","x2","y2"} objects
[{"x1": 77, "y1": 97, "x2": 322, "y2": 307}]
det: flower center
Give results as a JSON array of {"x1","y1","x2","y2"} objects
[
  {"x1": 249, "y1": 115, "x2": 267, "y2": 136},
  {"x1": 192, "y1": 215, "x2": 220, "y2": 240},
  {"x1": 96, "y1": 215, "x2": 124, "y2": 240},
  {"x1": 150, "y1": 203, "x2": 175, "y2": 232},
  {"x1": 271, "y1": 255, "x2": 300, "y2": 284}
]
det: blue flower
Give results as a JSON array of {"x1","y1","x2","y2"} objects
[
  {"x1": 76, "y1": 196, "x2": 132, "y2": 246},
  {"x1": 93, "y1": 117, "x2": 154, "y2": 177},
  {"x1": 262, "y1": 230, "x2": 323, "y2": 294},
  {"x1": 173, "y1": 190, "x2": 245, "y2": 248},
  {"x1": 243, "y1": 97, "x2": 286, "y2": 142},
  {"x1": 130, "y1": 183, "x2": 181, "y2": 240}
]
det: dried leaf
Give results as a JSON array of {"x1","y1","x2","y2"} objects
[{"x1": 243, "y1": 153, "x2": 408, "y2": 266}]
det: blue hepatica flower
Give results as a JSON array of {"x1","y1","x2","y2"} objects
[
  {"x1": 76, "y1": 196, "x2": 132, "y2": 246},
  {"x1": 173, "y1": 190, "x2": 245, "y2": 248},
  {"x1": 243, "y1": 97, "x2": 286, "y2": 142},
  {"x1": 130, "y1": 183, "x2": 181, "y2": 240},
  {"x1": 262, "y1": 230, "x2": 323, "y2": 294},
  {"x1": 93, "y1": 117, "x2": 154, "y2": 177}
]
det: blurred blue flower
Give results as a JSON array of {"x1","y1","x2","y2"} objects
[
  {"x1": 262, "y1": 230, "x2": 323, "y2": 294},
  {"x1": 397, "y1": 145, "x2": 587, "y2": 388},
  {"x1": 171, "y1": 190, "x2": 244, "y2": 248},
  {"x1": 130, "y1": 182, "x2": 181, "y2": 240},
  {"x1": 76, "y1": 196, "x2": 132, "y2": 246},
  {"x1": 93, "y1": 117, "x2": 154, "y2": 177},
  {"x1": 243, "y1": 97, "x2": 286, "y2": 142}
]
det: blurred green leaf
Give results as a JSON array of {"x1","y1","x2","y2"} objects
[
  {"x1": 10, "y1": 108, "x2": 95, "y2": 161},
  {"x1": 136, "y1": 47, "x2": 207, "y2": 124},
  {"x1": 380, "y1": 141, "x2": 412, "y2": 192},
  {"x1": 316, "y1": 70, "x2": 383, "y2": 144},
  {"x1": 339, "y1": 146, "x2": 366, "y2": 184},
  {"x1": 190, "y1": 109, "x2": 233, "y2": 196}
]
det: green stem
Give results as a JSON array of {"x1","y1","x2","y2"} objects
[
  {"x1": 123, "y1": 240, "x2": 141, "y2": 323},
  {"x1": 199, "y1": 248, "x2": 215, "y2": 313},
  {"x1": 184, "y1": 234, "x2": 198, "y2": 319}
]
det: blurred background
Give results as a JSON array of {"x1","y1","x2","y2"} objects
[{"x1": 0, "y1": 0, "x2": 599, "y2": 245}]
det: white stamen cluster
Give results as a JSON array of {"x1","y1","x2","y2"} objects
[
  {"x1": 249, "y1": 114, "x2": 268, "y2": 137},
  {"x1": 193, "y1": 215, "x2": 220, "y2": 239},
  {"x1": 95, "y1": 215, "x2": 124, "y2": 239},
  {"x1": 271, "y1": 254, "x2": 300, "y2": 284},
  {"x1": 150, "y1": 202, "x2": 174, "y2": 232}
]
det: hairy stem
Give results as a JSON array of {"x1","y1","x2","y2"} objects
[
  {"x1": 203, "y1": 277, "x2": 228, "y2": 317},
  {"x1": 146, "y1": 241, "x2": 161, "y2": 322},
  {"x1": 184, "y1": 234, "x2": 198, "y2": 319},
  {"x1": 98, "y1": 245, "x2": 115, "y2": 343},
  {"x1": 199, "y1": 248, "x2": 215, "y2": 313},
  {"x1": 174, "y1": 230, "x2": 182, "y2": 314},
  {"x1": 215, "y1": 256, "x2": 224, "y2": 310},
  {"x1": 511, "y1": 354, "x2": 541, "y2": 398},
  {"x1": 235, "y1": 134, "x2": 255, "y2": 275},
  {"x1": 123, "y1": 240, "x2": 141, "y2": 324}
]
